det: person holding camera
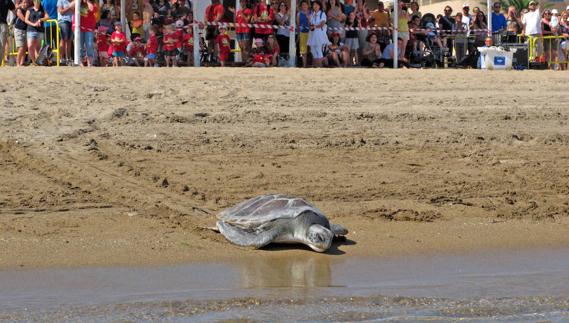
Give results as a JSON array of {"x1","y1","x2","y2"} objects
[{"x1": 307, "y1": 0, "x2": 329, "y2": 67}]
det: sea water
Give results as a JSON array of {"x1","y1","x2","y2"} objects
[{"x1": 1, "y1": 248, "x2": 568, "y2": 322}]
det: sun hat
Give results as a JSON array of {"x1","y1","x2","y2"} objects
[
  {"x1": 551, "y1": 9, "x2": 558, "y2": 14},
  {"x1": 462, "y1": 3, "x2": 469, "y2": 8}
]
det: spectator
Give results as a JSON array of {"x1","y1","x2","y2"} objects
[
  {"x1": 274, "y1": 1, "x2": 289, "y2": 57},
  {"x1": 101, "y1": 0, "x2": 117, "y2": 19},
  {"x1": 252, "y1": 0, "x2": 274, "y2": 40},
  {"x1": 41, "y1": 0, "x2": 57, "y2": 45},
  {"x1": 408, "y1": 1, "x2": 421, "y2": 18},
  {"x1": 354, "y1": 0, "x2": 369, "y2": 58},
  {"x1": 522, "y1": 0, "x2": 541, "y2": 37},
  {"x1": 205, "y1": 0, "x2": 223, "y2": 62},
  {"x1": 409, "y1": 14, "x2": 424, "y2": 53},
  {"x1": 142, "y1": 0, "x2": 153, "y2": 40},
  {"x1": 558, "y1": 11, "x2": 568, "y2": 69},
  {"x1": 453, "y1": 12, "x2": 468, "y2": 62},
  {"x1": 461, "y1": 3, "x2": 472, "y2": 32},
  {"x1": 70, "y1": 0, "x2": 98, "y2": 66},
  {"x1": 25, "y1": 0, "x2": 49, "y2": 65},
  {"x1": 0, "y1": 0, "x2": 16, "y2": 64},
  {"x1": 343, "y1": 0, "x2": 354, "y2": 17},
  {"x1": 382, "y1": 37, "x2": 409, "y2": 67},
  {"x1": 57, "y1": 0, "x2": 73, "y2": 64},
  {"x1": 326, "y1": 31, "x2": 349, "y2": 67},
  {"x1": 551, "y1": 9, "x2": 559, "y2": 27},
  {"x1": 506, "y1": 6, "x2": 522, "y2": 42},
  {"x1": 182, "y1": 23, "x2": 194, "y2": 66},
  {"x1": 297, "y1": 0, "x2": 310, "y2": 67},
  {"x1": 370, "y1": 0, "x2": 388, "y2": 51},
  {"x1": 541, "y1": 10, "x2": 557, "y2": 66},
  {"x1": 13, "y1": 0, "x2": 28, "y2": 66},
  {"x1": 398, "y1": 1, "x2": 409, "y2": 60},
  {"x1": 144, "y1": 25, "x2": 158, "y2": 66},
  {"x1": 344, "y1": 10, "x2": 359, "y2": 65},
  {"x1": 470, "y1": 10, "x2": 487, "y2": 47},
  {"x1": 491, "y1": 2, "x2": 507, "y2": 33},
  {"x1": 127, "y1": 35, "x2": 145, "y2": 66},
  {"x1": 361, "y1": 32, "x2": 382, "y2": 67},
  {"x1": 162, "y1": 23, "x2": 177, "y2": 66},
  {"x1": 97, "y1": 9, "x2": 113, "y2": 31},
  {"x1": 250, "y1": 37, "x2": 268, "y2": 67},
  {"x1": 95, "y1": 25, "x2": 109, "y2": 66},
  {"x1": 265, "y1": 33, "x2": 280, "y2": 66},
  {"x1": 110, "y1": 21, "x2": 126, "y2": 66},
  {"x1": 235, "y1": 0, "x2": 251, "y2": 64},
  {"x1": 172, "y1": 0, "x2": 189, "y2": 18},
  {"x1": 439, "y1": 6, "x2": 455, "y2": 55},
  {"x1": 326, "y1": 0, "x2": 344, "y2": 39},
  {"x1": 307, "y1": 0, "x2": 329, "y2": 67},
  {"x1": 131, "y1": 11, "x2": 144, "y2": 38},
  {"x1": 215, "y1": 24, "x2": 230, "y2": 66}
]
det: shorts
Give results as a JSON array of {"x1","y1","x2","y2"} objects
[
  {"x1": 345, "y1": 37, "x2": 359, "y2": 50},
  {"x1": 59, "y1": 20, "x2": 72, "y2": 41},
  {"x1": 206, "y1": 25, "x2": 218, "y2": 40},
  {"x1": 219, "y1": 50, "x2": 229, "y2": 62},
  {"x1": 14, "y1": 28, "x2": 26, "y2": 48},
  {"x1": 399, "y1": 31, "x2": 409, "y2": 41},
  {"x1": 112, "y1": 51, "x2": 125, "y2": 57},
  {"x1": 146, "y1": 53, "x2": 156, "y2": 60},
  {"x1": 163, "y1": 49, "x2": 177, "y2": 56},
  {"x1": 98, "y1": 50, "x2": 108, "y2": 57},
  {"x1": 299, "y1": 32, "x2": 309, "y2": 55},
  {"x1": 543, "y1": 37, "x2": 558, "y2": 52},
  {"x1": 26, "y1": 31, "x2": 43, "y2": 40},
  {"x1": 236, "y1": 32, "x2": 251, "y2": 42}
]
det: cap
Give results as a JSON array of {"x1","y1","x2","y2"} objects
[
  {"x1": 134, "y1": 36, "x2": 142, "y2": 41},
  {"x1": 551, "y1": 9, "x2": 558, "y2": 14},
  {"x1": 114, "y1": 21, "x2": 122, "y2": 26},
  {"x1": 175, "y1": 20, "x2": 184, "y2": 28},
  {"x1": 462, "y1": 2, "x2": 469, "y2": 7},
  {"x1": 528, "y1": 0, "x2": 537, "y2": 5},
  {"x1": 254, "y1": 38, "x2": 264, "y2": 44}
]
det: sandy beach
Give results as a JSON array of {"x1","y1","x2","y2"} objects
[{"x1": 1, "y1": 68, "x2": 568, "y2": 269}]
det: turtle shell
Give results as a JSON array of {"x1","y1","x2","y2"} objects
[{"x1": 217, "y1": 194, "x2": 327, "y2": 230}]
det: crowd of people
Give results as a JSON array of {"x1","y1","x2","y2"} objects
[{"x1": 0, "y1": 0, "x2": 568, "y2": 68}]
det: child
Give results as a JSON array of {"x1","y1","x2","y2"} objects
[
  {"x1": 327, "y1": 32, "x2": 349, "y2": 67},
  {"x1": 265, "y1": 34, "x2": 280, "y2": 67},
  {"x1": 110, "y1": 22, "x2": 127, "y2": 67},
  {"x1": 128, "y1": 36, "x2": 146, "y2": 66},
  {"x1": 174, "y1": 19, "x2": 185, "y2": 61},
  {"x1": 163, "y1": 24, "x2": 178, "y2": 67},
  {"x1": 95, "y1": 26, "x2": 110, "y2": 66},
  {"x1": 250, "y1": 38, "x2": 268, "y2": 67},
  {"x1": 145, "y1": 27, "x2": 158, "y2": 67},
  {"x1": 215, "y1": 25, "x2": 231, "y2": 67},
  {"x1": 183, "y1": 24, "x2": 195, "y2": 66},
  {"x1": 131, "y1": 12, "x2": 145, "y2": 39}
]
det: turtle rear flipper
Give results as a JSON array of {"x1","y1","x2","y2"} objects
[
  {"x1": 217, "y1": 221, "x2": 282, "y2": 249},
  {"x1": 331, "y1": 223, "x2": 348, "y2": 237}
]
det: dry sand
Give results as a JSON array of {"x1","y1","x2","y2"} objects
[{"x1": 1, "y1": 68, "x2": 568, "y2": 269}]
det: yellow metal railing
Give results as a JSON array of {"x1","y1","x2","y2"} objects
[{"x1": 2, "y1": 19, "x2": 60, "y2": 66}]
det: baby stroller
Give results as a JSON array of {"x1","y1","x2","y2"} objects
[{"x1": 413, "y1": 13, "x2": 446, "y2": 68}]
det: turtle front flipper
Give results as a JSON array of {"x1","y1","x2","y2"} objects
[
  {"x1": 217, "y1": 221, "x2": 282, "y2": 249},
  {"x1": 331, "y1": 223, "x2": 348, "y2": 237}
]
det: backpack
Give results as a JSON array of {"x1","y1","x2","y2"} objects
[{"x1": 36, "y1": 44, "x2": 53, "y2": 66}]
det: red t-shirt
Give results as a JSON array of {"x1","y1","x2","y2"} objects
[
  {"x1": 110, "y1": 31, "x2": 127, "y2": 53},
  {"x1": 96, "y1": 33, "x2": 109, "y2": 52},
  {"x1": 146, "y1": 35, "x2": 158, "y2": 54},
  {"x1": 183, "y1": 33, "x2": 194, "y2": 50},
  {"x1": 205, "y1": 3, "x2": 224, "y2": 23},
  {"x1": 174, "y1": 29, "x2": 183, "y2": 49},
  {"x1": 72, "y1": 3, "x2": 98, "y2": 32},
  {"x1": 252, "y1": 53, "x2": 265, "y2": 64},
  {"x1": 253, "y1": 4, "x2": 274, "y2": 35},
  {"x1": 235, "y1": 8, "x2": 251, "y2": 34},
  {"x1": 163, "y1": 33, "x2": 177, "y2": 51},
  {"x1": 128, "y1": 43, "x2": 145, "y2": 58},
  {"x1": 215, "y1": 34, "x2": 231, "y2": 54}
]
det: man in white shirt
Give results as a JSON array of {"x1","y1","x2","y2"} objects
[{"x1": 521, "y1": 0, "x2": 542, "y2": 58}]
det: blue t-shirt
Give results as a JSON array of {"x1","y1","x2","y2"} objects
[
  {"x1": 491, "y1": 13, "x2": 507, "y2": 32},
  {"x1": 299, "y1": 11, "x2": 310, "y2": 33},
  {"x1": 41, "y1": 0, "x2": 57, "y2": 25},
  {"x1": 56, "y1": 0, "x2": 72, "y2": 22}
]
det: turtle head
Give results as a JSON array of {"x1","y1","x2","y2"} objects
[{"x1": 306, "y1": 224, "x2": 333, "y2": 252}]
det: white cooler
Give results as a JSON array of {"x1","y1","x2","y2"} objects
[{"x1": 478, "y1": 46, "x2": 517, "y2": 70}]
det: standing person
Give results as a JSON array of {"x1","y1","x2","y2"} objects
[
  {"x1": 141, "y1": 0, "x2": 153, "y2": 40},
  {"x1": 354, "y1": 0, "x2": 369, "y2": 60},
  {"x1": 162, "y1": 23, "x2": 177, "y2": 66},
  {"x1": 57, "y1": 0, "x2": 73, "y2": 64},
  {"x1": 25, "y1": 0, "x2": 49, "y2": 65},
  {"x1": 41, "y1": 0, "x2": 56, "y2": 43},
  {"x1": 370, "y1": 0, "x2": 388, "y2": 51},
  {"x1": 252, "y1": 0, "x2": 274, "y2": 41},
  {"x1": 439, "y1": 6, "x2": 454, "y2": 55},
  {"x1": 297, "y1": 0, "x2": 310, "y2": 67},
  {"x1": 470, "y1": 10, "x2": 487, "y2": 47},
  {"x1": 69, "y1": 0, "x2": 97, "y2": 66},
  {"x1": 0, "y1": 0, "x2": 16, "y2": 63},
  {"x1": 307, "y1": 0, "x2": 328, "y2": 67},
  {"x1": 506, "y1": 6, "x2": 522, "y2": 42},
  {"x1": 541, "y1": 10, "x2": 557, "y2": 66},
  {"x1": 274, "y1": 1, "x2": 289, "y2": 57},
  {"x1": 397, "y1": 1, "x2": 409, "y2": 61},
  {"x1": 109, "y1": 21, "x2": 126, "y2": 66},
  {"x1": 144, "y1": 25, "x2": 158, "y2": 66},
  {"x1": 215, "y1": 24, "x2": 230, "y2": 66},
  {"x1": 13, "y1": 0, "x2": 28, "y2": 66},
  {"x1": 205, "y1": 0, "x2": 223, "y2": 62},
  {"x1": 491, "y1": 2, "x2": 507, "y2": 33},
  {"x1": 235, "y1": 0, "x2": 251, "y2": 64},
  {"x1": 453, "y1": 12, "x2": 467, "y2": 62},
  {"x1": 408, "y1": 1, "x2": 421, "y2": 18},
  {"x1": 326, "y1": 0, "x2": 344, "y2": 38},
  {"x1": 521, "y1": 0, "x2": 541, "y2": 58},
  {"x1": 344, "y1": 10, "x2": 359, "y2": 65},
  {"x1": 343, "y1": 0, "x2": 354, "y2": 17}
]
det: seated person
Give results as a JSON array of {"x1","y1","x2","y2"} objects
[{"x1": 327, "y1": 32, "x2": 350, "y2": 67}]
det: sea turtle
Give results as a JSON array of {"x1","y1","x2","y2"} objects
[{"x1": 215, "y1": 194, "x2": 348, "y2": 252}]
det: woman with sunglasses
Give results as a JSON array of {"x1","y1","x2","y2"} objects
[{"x1": 542, "y1": 10, "x2": 557, "y2": 67}]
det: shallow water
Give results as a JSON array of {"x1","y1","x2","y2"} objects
[{"x1": 1, "y1": 248, "x2": 568, "y2": 322}]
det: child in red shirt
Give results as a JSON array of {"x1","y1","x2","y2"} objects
[
  {"x1": 95, "y1": 26, "x2": 110, "y2": 66},
  {"x1": 215, "y1": 25, "x2": 231, "y2": 67},
  {"x1": 110, "y1": 22, "x2": 127, "y2": 66},
  {"x1": 162, "y1": 24, "x2": 178, "y2": 67},
  {"x1": 183, "y1": 24, "x2": 195, "y2": 66},
  {"x1": 145, "y1": 27, "x2": 158, "y2": 67},
  {"x1": 128, "y1": 36, "x2": 146, "y2": 66}
]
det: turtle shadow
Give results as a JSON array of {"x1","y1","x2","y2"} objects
[{"x1": 261, "y1": 238, "x2": 356, "y2": 255}]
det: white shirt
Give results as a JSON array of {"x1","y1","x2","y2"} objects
[{"x1": 522, "y1": 9, "x2": 541, "y2": 35}]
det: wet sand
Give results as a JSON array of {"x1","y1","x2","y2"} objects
[{"x1": 1, "y1": 68, "x2": 569, "y2": 268}]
